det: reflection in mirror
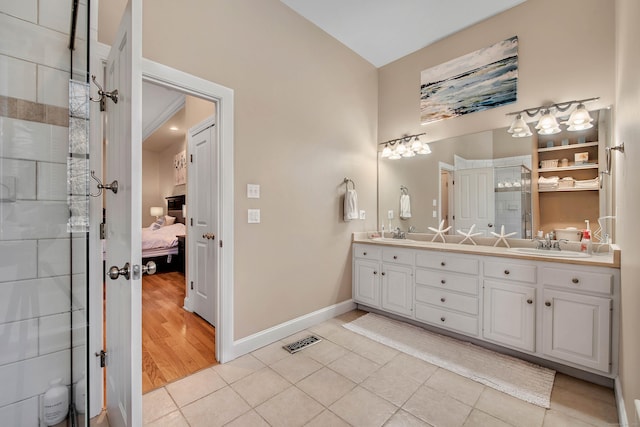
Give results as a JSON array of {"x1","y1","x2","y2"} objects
[{"x1": 377, "y1": 108, "x2": 613, "y2": 243}]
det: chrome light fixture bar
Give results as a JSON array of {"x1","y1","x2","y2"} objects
[
  {"x1": 506, "y1": 97, "x2": 599, "y2": 138},
  {"x1": 380, "y1": 133, "x2": 431, "y2": 160}
]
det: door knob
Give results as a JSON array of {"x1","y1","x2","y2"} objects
[
  {"x1": 142, "y1": 261, "x2": 156, "y2": 275},
  {"x1": 202, "y1": 233, "x2": 215, "y2": 240},
  {"x1": 488, "y1": 223, "x2": 494, "y2": 227},
  {"x1": 108, "y1": 262, "x2": 130, "y2": 280}
]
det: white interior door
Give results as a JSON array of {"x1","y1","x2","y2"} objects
[
  {"x1": 104, "y1": 1, "x2": 142, "y2": 426},
  {"x1": 454, "y1": 167, "x2": 495, "y2": 235},
  {"x1": 187, "y1": 119, "x2": 218, "y2": 326}
]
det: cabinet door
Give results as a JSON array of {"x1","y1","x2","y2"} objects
[
  {"x1": 542, "y1": 289, "x2": 611, "y2": 372},
  {"x1": 483, "y1": 280, "x2": 536, "y2": 352},
  {"x1": 381, "y1": 264, "x2": 413, "y2": 317},
  {"x1": 353, "y1": 259, "x2": 380, "y2": 308}
]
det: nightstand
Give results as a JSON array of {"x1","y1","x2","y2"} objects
[{"x1": 176, "y1": 234, "x2": 186, "y2": 274}]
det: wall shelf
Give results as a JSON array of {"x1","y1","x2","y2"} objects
[
  {"x1": 537, "y1": 142, "x2": 598, "y2": 153},
  {"x1": 538, "y1": 164, "x2": 599, "y2": 173},
  {"x1": 538, "y1": 187, "x2": 599, "y2": 193}
]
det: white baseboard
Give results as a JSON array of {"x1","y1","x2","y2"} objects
[
  {"x1": 615, "y1": 376, "x2": 629, "y2": 426},
  {"x1": 230, "y1": 299, "x2": 356, "y2": 359},
  {"x1": 183, "y1": 297, "x2": 193, "y2": 312}
]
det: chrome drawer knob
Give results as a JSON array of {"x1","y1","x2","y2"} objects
[
  {"x1": 545, "y1": 301, "x2": 552, "y2": 307},
  {"x1": 572, "y1": 278, "x2": 579, "y2": 284},
  {"x1": 527, "y1": 299, "x2": 533, "y2": 304},
  {"x1": 393, "y1": 255, "x2": 398, "y2": 259},
  {"x1": 440, "y1": 317, "x2": 446, "y2": 322},
  {"x1": 363, "y1": 252, "x2": 367, "y2": 256},
  {"x1": 440, "y1": 297, "x2": 446, "y2": 303},
  {"x1": 441, "y1": 279, "x2": 446, "y2": 285},
  {"x1": 373, "y1": 271, "x2": 377, "y2": 275},
  {"x1": 504, "y1": 270, "x2": 510, "y2": 275},
  {"x1": 440, "y1": 262, "x2": 446, "y2": 267},
  {"x1": 381, "y1": 272, "x2": 386, "y2": 276}
]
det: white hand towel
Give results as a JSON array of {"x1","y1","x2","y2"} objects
[
  {"x1": 344, "y1": 189, "x2": 359, "y2": 221},
  {"x1": 400, "y1": 194, "x2": 412, "y2": 219}
]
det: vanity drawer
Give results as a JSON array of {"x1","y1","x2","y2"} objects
[
  {"x1": 353, "y1": 244, "x2": 381, "y2": 260},
  {"x1": 484, "y1": 261, "x2": 536, "y2": 283},
  {"x1": 415, "y1": 269, "x2": 478, "y2": 295},
  {"x1": 415, "y1": 303, "x2": 478, "y2": 336},
  {"x1": 382, "y1": 248, "x2": 413, "y2": 265},
  {"x1": 415, "y1": 252, "x2": 479, "y2": 275},
  {"x1": 415, "y1": 285, "x2": 478, "y2": 315},
  {"x1": 542, "y1": 267, "x2": 613, "y2": 295}
]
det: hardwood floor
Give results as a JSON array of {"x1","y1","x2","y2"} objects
[{"x1": 142, "y1": 272, "x2": 216, "y2": 393}]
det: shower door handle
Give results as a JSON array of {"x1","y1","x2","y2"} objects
[{"x1": 108, "y1": 262, "x2": 130, "y2": 280}]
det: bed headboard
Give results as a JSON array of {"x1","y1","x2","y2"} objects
[{"x1": 166, "y1": 194, "x2": 186, "y2": 224}]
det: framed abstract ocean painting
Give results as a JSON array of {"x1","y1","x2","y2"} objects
[{"x1": 420, "y1": 36, "x2": 518, "y2": 125}]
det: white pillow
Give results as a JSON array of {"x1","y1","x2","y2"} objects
[
  {"x1": 165, "y1": 215, "x2": 176, "y2": 226},
  {"x1": 150, "y1": 216, "x2": 165, "y2": 230}
]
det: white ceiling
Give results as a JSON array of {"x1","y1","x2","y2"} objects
[
  {"x1": 280, "y1": 0, "x2": 527, "y2": 67},
  {"x1": 142, "y1": 81, "x2": 186, "y2": 152}
]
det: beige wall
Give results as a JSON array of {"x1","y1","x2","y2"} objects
[
  {"x1": 615, "y1": 0, "x2": 640, "y2": 420},
  {"x1": 142, "y1": 149, "x2": 161, "y2": 227},
  {"x1": 100, "y1": 0, "x2": 379, "y2": 339}
]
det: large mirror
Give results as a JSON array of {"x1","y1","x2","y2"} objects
[{"x1": 378, "y1": 108, "x2": 614, "y2": 242}]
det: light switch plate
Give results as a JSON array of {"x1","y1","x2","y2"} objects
[
  {"x1": 387, "y1": 210, "x2": 394, "y2": 219},
  {"x1": 433, "y1": 199, "x2": 437, "y2": 207},
  {"x1": 248, "y1": 209, "x2": 260, "y2": 223},
  {"x1": 432, "y1": 210, "x2": 437, "y2": 218},
  {"x1": 247, "y1": 184, "x2": 260, "y2": 199},
  {"x1": 359, "y1": 210, "x2": 366, "y2": 220}
]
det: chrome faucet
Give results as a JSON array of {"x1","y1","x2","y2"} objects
[
  {"x1": 392, "y1": 227, "x2": 406, "y2": 239},
  {"x1": 534, "y1": 235, "x2": 568, "y2": 250}
]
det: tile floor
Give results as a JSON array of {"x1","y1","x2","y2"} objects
[{"x1": 138, "y1": 310, "x2": 619, "y2": 427}]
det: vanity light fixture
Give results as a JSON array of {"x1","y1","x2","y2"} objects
[
  {"x1": 379, "y1": 133, "x2": 430, "y2": 160},
  {"x1": 506, "y1": 97, "x2": 599, "y2": 138}
]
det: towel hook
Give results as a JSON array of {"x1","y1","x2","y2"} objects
[
  {"x1": 400, "y1": 185, "x2": 409, "y2": 195},
  {"x1": 90, "y1": 170, "x2": 118, "y2": 197},
  {"x1": 343, "y1": 177, "x2": 356, "y2": 190},
  {"x1": 90, "y1": 75, "x2": 119, "y2": 111}
]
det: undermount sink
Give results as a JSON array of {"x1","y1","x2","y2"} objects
[
  {"x1": 371, "y1": 237, "x2": 418, "y2": 243},
  {"x1": 508, "y1": 247, "x2": 591, "y2": 258}
]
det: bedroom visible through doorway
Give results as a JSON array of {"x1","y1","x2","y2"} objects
[{"x1": 139, "y1": 80, "x2": 217, "y2": 392}]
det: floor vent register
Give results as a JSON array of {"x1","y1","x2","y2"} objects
[{"x1": 282, "y1": 335, "x2": 322, "y2": 354}]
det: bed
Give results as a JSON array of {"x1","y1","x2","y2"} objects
[{"x1": 142, "y1": 194, "x2": 186, "y2": 272}]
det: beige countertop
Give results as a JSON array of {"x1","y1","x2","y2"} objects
[{"x1": 352, "y1": 232, "x2": 620, "y2": 268}]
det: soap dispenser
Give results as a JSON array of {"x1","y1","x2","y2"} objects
[{"x1": 580, "y1": 220, "x2": 592, "y2": 254}]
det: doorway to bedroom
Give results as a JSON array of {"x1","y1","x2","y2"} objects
[{"x1": 140, "y1": 80, "x2": 217, "y2": 392}]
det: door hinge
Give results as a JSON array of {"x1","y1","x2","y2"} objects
[
  {"x1": 219, "y1": 240, "x2": 223, "y2": 248},
  {"x1": 190, "y1": 281, "x2": 194, "y2": 290},
  {"x1": 190, "y1": 154, "x2": 193, "y2": 163},
  {"x1": 100, "y1": 222, "x2": 106, "y2": 239},
  {"x1": 95, "y1": 350, "x2": 107, "y2": 367},
  {"x1": 190, "y1": 218, "x2": 193, "y2": 226}
]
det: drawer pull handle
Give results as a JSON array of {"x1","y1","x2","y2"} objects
[
  {"x1": 572, "y1": 278, "x2": 579, "y2": 284},
  {"x1": 545, "y1": 301, "x2": 552, "y2": 307},
  {"x1": 504, "y1": 270, "x2": 510, "y2": 275},
  {"x1": 527, "y1": 299, "x2": 533, "y2": 304},
  {"x1": 440, "y1": 262, "x2": 446, "y2": 267},
  {"x1": 440, "y1": 297, "x2": 446, "y2": 303},
  {"x1": 441, "y1": 279, "x2": 446, "y2": 285},
  {"x1": 393, "y1": 255, "x2": 398, "y2": 259},
  {"x1": 363, "y1": 252, "x2": 367, "y2": 256},
  {"x1": 440, "y1": 317, "x2": 446, "y2": 322}
]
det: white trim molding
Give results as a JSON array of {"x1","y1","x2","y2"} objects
[
  {"x1": 230, "y1": 300, "x2": 356, "y2": 358},
  {"x1": 615, "y1": 376, "x2": 629, "y2": 426}
]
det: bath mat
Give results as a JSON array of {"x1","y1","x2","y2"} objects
[{"x1": 343, "y1": 313, "x2": 555, "y2": 408}]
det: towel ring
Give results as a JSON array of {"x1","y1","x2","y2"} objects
[
  {"x1": 400, "y1": 185, "x2": 409, "y2": 195},
  {"x1": 343, "y1": 177, "x2": 356, "y2": 190}
]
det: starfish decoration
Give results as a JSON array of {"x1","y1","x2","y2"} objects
[
  {"x1": 456, "y1": 224, "x2": 483, "y2": 246},
  {"x1": 428, "y1": 219, "x2": 452, "y2": 243},
  {"x1": 491, "y1": 225, "x2": 518, "y2": 248}
]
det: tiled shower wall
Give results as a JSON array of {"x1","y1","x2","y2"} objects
[{"x1": 0, "y1": 1, "x2": 88, "y2": 426}]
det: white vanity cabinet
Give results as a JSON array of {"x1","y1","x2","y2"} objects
[
  {"x1": 482, "y1": 259, "x2": 537, "y2": 352},
  {"x1": 414, "y1": 251, "x2": 480, "y2": 336},
  {"x1": 353, "y1": 244, "x2": 414, "y2": 317},
  {"x1": 541, "y1": 266, "x2": 614, "y2": 372},
  {"x1": 352, "y1": 242, "x2": 620, "y2": 377}
]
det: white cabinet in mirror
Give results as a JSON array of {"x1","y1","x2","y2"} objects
[{"x1": 378, "y1": 108, "x2": 613, "y2": 244}]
